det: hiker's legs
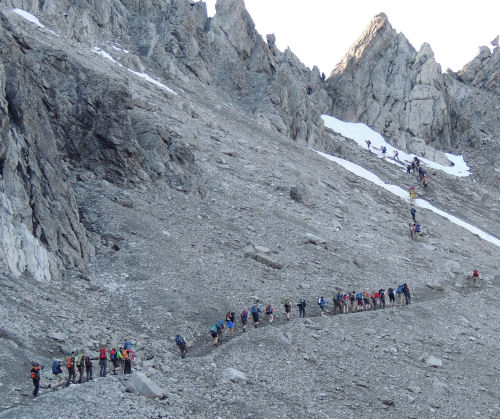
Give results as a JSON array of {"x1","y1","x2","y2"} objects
[{"x1": 33, "y1": 379, "x2": 39, "y2": 396}]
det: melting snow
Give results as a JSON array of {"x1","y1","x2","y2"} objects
[
  {"x1": 314, "y1": 150, "x2": 500, "y2": 248},
  {"x1": 92, "y1": 47, "x2": 177, "y2": 95},
  {"x1": 12, "y1": 8, "x2": 59, "y2": 36},
  {"x1": 321, "y1": 115, "x2": 470, "y2": 177}
]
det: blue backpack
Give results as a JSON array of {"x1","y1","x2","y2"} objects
[
  {"x1": 397, "y1": 285, "x2": 403, "y2": 294},
  {"x1": 251, "y1": 306, "x2": 258, "y2": 314},
  {"x1": 124, "y1": 341, "x2": 132, "y2": 350},
  {"x1": 52, "y1": 361, "x2": 60, "y2": 374},
  {"x1": 356, "y1": 292, "x2": 362, "y2": 300},
  {"x1": 415, "y1": 224, "x2": 421, "y2": 233},
  {"x1": 175, "y1": 335, "x2": 184, "y2": 346}
]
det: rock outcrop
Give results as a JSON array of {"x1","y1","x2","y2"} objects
[{"x1": 326, "y1": 13, "x2": 452, "y2": 152}]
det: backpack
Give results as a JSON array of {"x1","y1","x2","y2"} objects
[
  {"x1": 124, "y1": 341, "x2": 132, "y2": 350},
  {"x1": 241, "y1": 309, "x2": 247, "y2": 318},
  {"x1": 473, "y1": 269, "x2": 479, "y2": 277},
  {"x1": 110, "y1": 349, "x2": 116, "y2": 361},
  {"x1": 175, "y1": 335, "x2": 184, "y2": 346},
  {"x1": 79, "y1": 356, "x2": 85, "y2": 367},
  {"x1": 99, "y1": 348, "x2": 106, "y2": 359},
  {"x1": 379, "y1": 289, "x2": 385, "y2": 298},
  {"x1": 67, "y1": 357, "x2": 74, "y2": 369},
  {"x1": 332, "y1": 292, "x2": 338, "y2": 301},
  {"x1": 382, "y1": 146, "x2": 387, "y2": 153},
  {"x1": 251, "y1": 306, "x2": 258, "y2": 314},
  {"x1": 266, "y1": 305, "x2": 272, "y2": 314},
  {"x1": 356, "y1": 292, "x2": 362, "y2": 300},
  {"x1": 415, "y1": 224, "x2": 421, "y2": 233},
  {"x1": 300, "y1": 299, "x2": 306, "y2": 307},
  {"x1": 397, "y1": 285, "x2": 403, "y2": 294},
  {"x1": 284, "y1": 298, "x2": 291, "y2": 307},
  {"x1": 31, "y1": 366, "x2": 40, "y2": 379},
  {"x1": 317, "y1": 297, "x2": 322, "y2": 305}
]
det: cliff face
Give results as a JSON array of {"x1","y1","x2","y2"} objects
[{"x1": 326, "y1": 13, "x2": 452, "y2": 152}]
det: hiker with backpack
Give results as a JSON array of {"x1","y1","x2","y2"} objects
[
  {"x1": 283, "y1": 298, "x2": 292, "y2": 320},
  {"x1": 332, "y1": 291, "x2": 342, "y2": 314},
  {"x1": 216, "y1": 320, "x2": 225, "y2": 341},
  {"x1": 406, "y1": 164, "x2": 411, "y2": 174},
  {"x1": 409, "y1": 223, "x2": 414, "y2": 240},
  {"x1": 472, "y1": 269, "x2": 480, "y2": 287},
  {"x1": 31, "y1": 363, "x2": 41, "y2": 397},
  {"x1": 362, "y1": 291, "x2": 371, "y2": 310},
  {"x1": 99, "y1": 348, "x2": 107, "y2": 377},
  {"x1": 381, "y1": 146, "x2": 387, "y2": 157},
  {"x1": 396, "y1": 285, "x2": 404, "y2": 306},
  {"x1": 410, "y1": 207, "x2": 416, "y2": 222},
  {"x1": 402, "y1": 283, "x2": 411, "y2": 305},
  {"x1": 297, "y1": 299, "x2": 306, "y2": 318},
  {"x1": 251, "y1": 305, "x2": 261, "y2": 328},
  {"x1": 110, "y1": 348, "x2": 120, "y2": 375},
  {"x1": 175, "y1": 335, "x2": 188, "y2": 358},
  {"x1": 371, "y1": 290, "x2": 378, "y2": 310},
  {"x1": 240, "y1": 309, "x2": 248, "y2": 331},
  {"x1": 350, "y1": 292, "x2": 356, "y2": 313},
  {"x1": 122, "y1": 348, "x2": 132, "y2": 374},
  {"x1": 317, "y1": 296, "x2": 327, "y2": 316},
  {"x1": 85, "y1": 356, "x2": 93, "y2": 381},
  {"x1": 265, "y1": 304, "x2": 274, "y2": 323},
  {"x1": 66, "y1": 356, "x2": 76, "y2": 386},
  {"x1": 51, "y1": 360, "x2": 63, "y2": 387},
  {"x1": 76, "y1": 354, "x2": 85, "y2": 383},
  {"x1": 378, "y1": 289, "x2": 386, "y2": 309},
  {"x1": 210, "y1": 325, "x2": 218, "y2": 345},
  {"x1": 355, "y1": 292, "x2": 363, "y2": 311},
  {"x1": 409, "y1": 186, "x2": 415, "y2": 203},
  {"x1": 388, "y1": 287, "x2": 395, "y2": 308},
  {"x1": 342, "y1": 294, "x2": 349, "y2": 314},
  {"x1": 366, "y1": 140, "x2": 371, "y2": 150}
]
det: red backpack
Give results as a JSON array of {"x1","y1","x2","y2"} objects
[{"x1": 99, "y1": 348, "x2": 106, "y2": 359}]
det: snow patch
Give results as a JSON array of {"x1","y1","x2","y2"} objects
[
  {"x1": 91, "y1": 47, "x2": 177, "y2": 95},
  {"x1": 321, "y1": 114, "x2": 470, "y2": 177},
  {"x1": 314, "y1": 150, "x2": 500, "y2": 248},
  {"x1": 12, "y1": 8, "x2": 59, "y2": 36}
]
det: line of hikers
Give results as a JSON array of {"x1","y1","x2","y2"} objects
[
  {"x1": 30, "y1": 341, "x2": 135, "y2": 397},
  {"x1": 208, "y1": 285, "x2": 412, "y2": 346}
]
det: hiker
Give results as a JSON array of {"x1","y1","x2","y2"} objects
[
  {"x1": 85, "y1": 356, "x2": 93, "y2": 381},
  {"x1": 402, "y1": 283, "x2": 411, "y2": 305},
  {"x1": 388, "y1": 287, "x2": 395, "y2": 307},
  {"x1": 422, "y1": 176, "x2": 428, "y2": 189},
  {"x1": 342, "y1": 294, "x2": 349, "y2": 314},
  {"x1": 332, "y1": 291, "x2": 342, "y2": 314},
  {"x1": 418, "y1": 166, "x2": 424, "y2": 180},
  {"x1": 409, "y1": 186, "x2": 415, "y2": 202},
  {"x1": 226, "y1": 318, "x2": 235, "y2": 334},
  {"x1": 117, "y1": 348, "x2": 124, "y2": 372},
  {"x1": 378, "y1": 289, "x2": 386, "y2": 309},
  {"x1": 52, "y1": 360, "x2": 63, "y2": 387},
  {"x1": 321, "y1": 72, "x2": 326, "y2": 82},
  {"x1": 472, "y1": 269, "x2": 480, "y2": 287},
  {"x1": 366, "y1": 140, "x2": 371, "y2": 150},
  {"x1": 124, "y1": 341, "x2": 132, "y2": 351},
  {"x1": 414, "y1": 156, "x2": 420, "y2": 168},
  {"x1": 175, "y1": 334, "x2": 188, "y2": 358},
  {"x1": 410, "y1": 207, "x2": 416, "y2": 222},
  {"x1": 350, "y1": 291, "x2": 356, "y2": 313},
  {"x1": 31, "y1": 363, "x2": 41, "y2": 397},
  {"x1": 371, "y1": 290, "x2": 378, "y2": 310},
  {"x1": 110, "y1": 348, "x2": 118, "y2": 375},
  {"x1": 396, "y1": 285, "x2": 404, "y2": 306},
  {"x1": 381, "y1": 146, "x2": 387, "y2": 157},
  {"x1": 406, "y1": 164, "x2": 411, "y2": 174},
  {"x1": 240, "y1": 309, "x2": 248, "y2": 331},
  {"x1": 216, "y1": 320, "x2": 225, "y2": 341},
  {"x1": 266, "y1": 304, "x2": 274, "y2": 323},
  {"x1": 66, "y1": 356, "x2": 76, "y2": 386},
  {"x1": 362, "y1": 291, "x2": 371, "y2": 310},
  {"x1": 409, "y1": 223, "x2": 414, "y2": 240},
  {"x1": 306, "y1": 83, "x2": 313, "y2": 95},
  {"x1": 317, "y1": 296, "x2": 327, "y2": 315},
  {"x1": 284, "y1": 298, "x2": 292, "y2": 320},
  {"x1": 123, "y1": 348, "x2": 132, "y2": 374},
  {"x1": 251, "y1": 305, "x2": 261, "y2": 328},
  {"x1": 393, "y1": 150, "x2": 399, "y2": 161},
  {"x1": 210, "y1": 325, "x2": 218, "y2": 345},
  {"x1": 76, "y1": 354, "x2": 86, "y2": 383},
  {"x1": 99, "y1": 348, "x2": 107, "y2": 377},
  {"x1": 297, "y1": 299, "x2": 306, "y2": 318}
]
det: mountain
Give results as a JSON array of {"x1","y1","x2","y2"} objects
[{"x1": 0, "y1": 1, "x2": 499, "y2": 417}]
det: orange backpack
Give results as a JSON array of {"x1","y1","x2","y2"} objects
[
  {"x1": 122, "y1": 349, "x2": 129, "y2": 360},
  {"x1": 31, "y1": 366, "x2": 39, "y2": 379},
  {"x1": 67, "y1": 357, "x2": 73, "y2": 369}
]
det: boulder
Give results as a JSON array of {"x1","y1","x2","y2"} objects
[
  {"x1": 425, "y1": 356, "x2": 443, "y2": 368},
  {"x1": 305, "y1": 233, "x2": 327, "y2": 246},
  {"x1": 221, "y1": 367, "x2": 247, "y2": 383},
  {"x1": 126, "y1": 372, "x2": 164, "y2": 398}
]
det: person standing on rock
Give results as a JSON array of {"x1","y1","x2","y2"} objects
[
  {"x1": 226, "y1": 318, "x2": 235, "y2": 335},
  {"x1": 216, "y1": 320, "x2": 225, "y2": 341},
  {"x1": 297, "y1": 299, "x2": 306, "y2": 318},
  {"x1": 66, "y1": 355, "x2": 76, "y2": 386},
  {"x1": 122, "y1": 348, "x2": 132, "y2": 374},
  {"x1": 99, "y1": 348, "x2": 107, "y2": 377},
  {"x1": 306, "y1": 83, "x2": 313, "y2": 95},
  {"x1": 251, "y1": 305, "x2": 261, "y2": 328},
  {"x1": 472, "y1": 269, "x2": 480, "y2": 287},
  {"x1": 210, "y1": 325, "x2": 218, "y2": 345},
  {"x1": 393, "y1": 150, "x2": 400, "y2": 161},
  {"x1": 406, "y1": 164, "x2": 411, "y2": 174},
  {"x1": 283, "y1": 298, "x2": 292, "y2": 320},
  {"x1": 378, "y1": 289, "x2": 386, "y2": 309},
  {"x1": 349, "y1": 291, "x2": 356, "y2": 313},
  {"x1": 175, "y1": 334, "x2": 188, "y2": 358},
  {"x1": 31, "y1": 363, "x2": 41, "y2": 397},
  {"x1": 409, "y1": 186, "x2": 416, "y2": 203},
  {"x1": 77, "y1": 355, "x2": 86, "y2": 383},
  {"x1": 396, "y1": 285, "x2": 404, "y2": 306},
  {"x1": 366, "y1": 140, "x2": 371, "y2": 150},
  {"x1": 402, "y1": 283, "x2": 411, "y2": 305},
  {"x1": 52, "y1": 360, "x2": 63, "y2": 387},
  {"x1": 409, "y1": 223, "x2": 415, "y2": 241},
  {"x1": 342, "y1": 294, "x2": 349, "y2": 314},
  {"x1": 332, "y1": 291, "x2": 342, "y2": 314},
  {"x1": 318, "y1": 296, "x2": 327, "y2": 316},
  {"x1": 240, "y1": 309, "x2": 248, "y2": 331}
]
